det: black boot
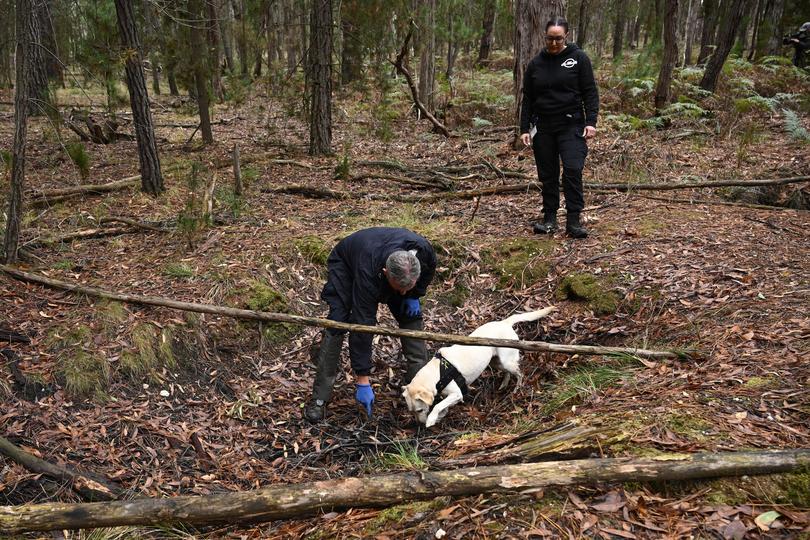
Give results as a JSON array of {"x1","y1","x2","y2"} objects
[
  {"x1": 399, "y1": 319, "x2": 428, "y2": 384},
  {"x1": 532, "y1": 213, "x2": 558, "y2": 235},
  {"x1": 304, "y1": 331, "x2": 344, "y2": 423},
  {"x1": 566, "y1": 212, "x2": 588, "y2": 239}
]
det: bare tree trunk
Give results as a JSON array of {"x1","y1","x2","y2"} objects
[
  {"x1": 232, "y1": 0, "x2": 249, "y2": 75},
  {"x1": 577, "y1": 0, "x2": 589, "y2": 47},
  {"x1": 28, "y1": 0, "x2": 50, "y2": 116},
  {"x1": 285, "y1": 0, "x2": 299, "y2": 74},
  {"x1": 697, "y1": 0, "x2": 720, "y2": 64},
  {"x1": 700, "y1": 0, "x2": 747, "y2": 92},
  {"x1": 340, "y1": 12, "x2": 362, "y2": 84},
  {"x1": 612, "y1": 0, "x2": 627, "y2": 58},
  {"x1": 477, "y1": 0, "x2": 496, "y2": 65},
  {"x1": 513, "y1": 0, "x2": 565, "y2": 145},
  {"x1": 746, "y1": 0, "x2": 762, "y2": 61},
  {"x1": 207, "y1": 0, "x2": 225, "y2": 101},
  {"x1": 2, "y1": 450, "x2": 807, "y2": 533},
  {"x1": 3, "y1": 0, "x2": 33, "y2": 263},
  {"x1": 167, "y1": 68, "x2": 179, "y2": 96},
  {"x1": 418, "y1": 0, "x2": 437, "y2": 112},
  {"x1": 254, "y1": 8, "x2": 265, "y2": 78},
  {"x1": 308, "y1": 0, "x2": 332, "y2": 155},
  {"x1": 683, "y1": 0, "x2": 698, "y2": 64},
  {"x1": 219, "y1": 0, "x2": 235, "y2": 72},
  {"x1": 654, "y1": 0, "x2": 679, "y2": 110},
  {"x1": 763, "y1": 0, "x2": 785, "y2": 55},
  {"x1": 114, "y1": 0, "x2": 164, "y2": 196},
  {"x1": 39, "y1": 0, "x2": 62, "y2": 85},
  {"x1": 189, "y1": 0, "x2": 213, "y2": 143}
]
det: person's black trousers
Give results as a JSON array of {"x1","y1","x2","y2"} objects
[{"x1": 531, "y1": 118, "x2": 588, "y2": 216}]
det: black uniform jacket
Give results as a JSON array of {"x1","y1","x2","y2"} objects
[
  {"x1": 321, "y1": 227, "x2": 437, "y2": 374},
  {"x1": 520, "y1": 43, "x2": 599, "y2": 133}
]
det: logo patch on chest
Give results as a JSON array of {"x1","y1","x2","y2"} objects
[{"x1": 561, "y1": 58, "x2": 578, "y2": 68}]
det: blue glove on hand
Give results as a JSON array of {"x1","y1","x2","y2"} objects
[
  {"x1": 403, "y1": 298, "x2": 421, "y2": 318},
  {"x1": 355, "y1": 383, "x2": 375, "y2": 416}
]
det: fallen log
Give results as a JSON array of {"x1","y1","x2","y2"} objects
[
  {"x1": 592, "y1": 175, "x2": 810, "y2": 191},
  {"x1": 0, "y1": 436, "x2": 123, "y2": 503},
  {"x1": 27, "y1": 176, "x2": 140, "y2": 200},
  {"x1": 1, "y1": 449, "x2": 807, "y2": 533},
  {"x1": 0, "y1": 265, "x2": 679, "y2": 359},
  {"x1": 633, "y1": 193, "x2": 808, "y2": 212}
]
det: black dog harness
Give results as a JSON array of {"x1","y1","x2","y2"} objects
[{"x1": 429, "y1": 352, "x2": 469, "y2": 412}]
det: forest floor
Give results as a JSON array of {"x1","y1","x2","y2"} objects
[{"x1": 1, "y1": 56, "x2": 809, "y2": 539}]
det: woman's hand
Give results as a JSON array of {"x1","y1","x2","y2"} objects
[
  {"x1": 583, "y1": 126, "x2": 597, "y2": 139},
  {"x1": 520, "y1": 133, "x2": 532, "y2": 147}
]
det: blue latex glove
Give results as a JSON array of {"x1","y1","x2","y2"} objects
[
  {"x1": 355, "y1": 383, "x2": 375, "y2": 416},
  {"x1": 403, "y1": 298, "x2": 421, "y2": 318}
]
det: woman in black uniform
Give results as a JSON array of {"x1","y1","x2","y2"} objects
[{"x1": 519, "y1": 17, "x2": 599, "y2": 239}]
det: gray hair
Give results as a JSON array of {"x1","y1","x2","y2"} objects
[{"x1": 385, "y1": 250, "x2": 421, "y2": 290}]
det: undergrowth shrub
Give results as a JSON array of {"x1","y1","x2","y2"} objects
[
  {"x1": 177, "y1": 162, "x2": 213, "y2": 248},
  {"x1": 782, "y1": 109, "x2": 810, "y2": 142}
]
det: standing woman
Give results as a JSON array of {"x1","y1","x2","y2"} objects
[{"x1": 520, "y1": 17, "x2": 599, "y2": 238}]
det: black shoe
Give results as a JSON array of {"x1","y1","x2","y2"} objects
[
  {"x1": 304, "y1": 399, "x2": 326, "y2": 423},
  {"x1": 566, "y1": 213, "x2": 588, "y2": 239},
  {"x1": 532, "y1": 215, "x2": 558, "y2": 234}
]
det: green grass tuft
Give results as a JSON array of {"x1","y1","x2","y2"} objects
[
  {"x1": 376, "y1": 441, "x2": 427, "y2": 471},
  {"x1": 59, "y1": 350, "x2": 110, "y2": 400},
  {"x1": 66, "y1": 141, "x2": 91, "y2": 180},
  {"x1": 542, "y1": 361, "x2": 633, "y2": 415},
  {"x1": 293, "y1": 235, "x2": 331, "y2": 265},
  {"x1": 163, "y1": 262, "x2": 195, "y2": 279}
]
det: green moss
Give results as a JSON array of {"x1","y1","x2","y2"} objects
[
  {"x1": 782, "y1": 467, "x2": 810, "y2": 506},
  {"x1": 637, "y1": 217, "x2": 664, "y2": 236},
  {"x1": 743, "y1": 376, "x2": 776, "y2": 389},
  {"x1": 556, "y1": 273, "x2": 619, "y2": 314},
  {"x1": 293, "y1": 235, "x2": 331, "y2": 265},
  {"x1": 242, "y1": 280, "x2": 294, "y2": 344},
  {"x1": 486, "y1": 237, "x2": 553, "y2": 288},
  {"x1": 96, "y1": 300, "x2": 128, "y2": 326},
  {"x1": 52, "y1": 260, "x2": 74, "y2": 271},
  {"x1": 364, "y1": 500, "x2": 446, "y2": 534},
  {"x1": 59, "y1": 350, "x2": 109, "y2": 400},
  {"x1": 437, "y1": 281, "x2": 470, "y2": 307},
  {"x1": 158, "y1": 327, "x2": 177, "y2": 370},
  {"x1": 665, "y1": 413, "x2": 713, "y2": 441}
]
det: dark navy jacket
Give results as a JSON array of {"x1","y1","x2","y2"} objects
[
  {"x1": 520, "y1": 43, "x2": 599, "y2": 132},
  {"x1": 321, "y1": 227, "x2": 436, "y2": 374}
]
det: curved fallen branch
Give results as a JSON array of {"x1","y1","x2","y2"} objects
[
  {"x1": 2, "y1": 449, "x2": 807, "y2": 533},
  {"x1": 0, "y1": 436, "x2": 123, "y2": 503},
  {"x1": 592, "y1": 175, "x2": 810, "y2": 191},
  {"x1": 0, "y1": 265, "x2": 680, "y2": 359},
  {"x1": 390, "y1": 24, "x2": 451, "y2": 138}
]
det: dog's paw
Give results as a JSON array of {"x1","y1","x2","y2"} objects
[{"x1": 425, "y1": 414, "x2": 439, "y2": 428}]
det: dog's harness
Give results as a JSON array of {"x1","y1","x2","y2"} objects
[{"x1": 430, "y1": 352, "x2": 469, "y2": 411}]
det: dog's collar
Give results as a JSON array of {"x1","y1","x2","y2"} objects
[{"x1": 431, "y1": 352, "x2": 469, "y2": 411}]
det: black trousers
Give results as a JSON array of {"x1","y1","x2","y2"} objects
[{"x1": 532, "y1": 119, "x2": 588, "y2": 215}]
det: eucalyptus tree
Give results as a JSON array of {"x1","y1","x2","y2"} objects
[
  {"x1": 700, "y1": 0, "x2": 749, "y2": 92},
  {"x1": 114, "y1": 0, "x2": 164, "y2": 195},
  {"x1": 308, "y1": 0, "x2": 332, "y2": 155}
]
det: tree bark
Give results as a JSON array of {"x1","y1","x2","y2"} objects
[
  {"x1": 612, "y1": 0, "x2": 627, "y2": 58},
  {"x1": 219, "y1": 0, "x2": 235, "y2": 72},
  {"x1": 513, "y1": 0, "x2": 565, "y2": 145},
  {"x1": 2, "y1": 450, "x2": 808, "y2": 533},
  {"x1": 114, "y1": 0, "x2": 165, "y2": 196},
  {"x1": 38, "y1": 0, "x2": 62, "y2": 84},
  {"x1": 696, "y1": 0, "x2": 719, "y2": 64},
  {"x1": 763, "y1": 0, "x2": 785, "y2": 56},
  {"x1": 699, "y1": 0, "x2": 746, "y2": 92},
  {"x1": 232, "y1": 0, "x2": 249, "y2": 75},
  {"x1": 683, "y1": 0, "x2": 698, "y2": 64},
  {"x1": 3, "y1": 0, "x2": 32, "y2": 264},
  {"x1": 577, "y1": 0, "x2": 589, "y2": 48},
  {"x1": 654, "y1": 0, "x2": 679, "y2": 109},
  {"x1": 477, "y1": 0, "x2": 497, "y2": 65},
  {"x1": 207, "y1": 0, "x2": 225, "y2": 101},
  {"x1": 340, "y1": 6, "x2": 363, "y2": 84},
  {"x1": 417, "y1": 0, "x2": 437, "y2": 112},
  {"x1": 27, "y1": 0, "x2": 50, "y2": 116},
  {"x1": 0, "y1": 265, "x2": 679, "y2": 360},
  {"x1": 308, "y1": 0, "x2": 333, "y2": 155},
  {"x1": 189, "y1": 0, "x2": 214, "y2": 143}
]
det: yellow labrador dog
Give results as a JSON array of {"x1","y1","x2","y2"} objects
[{"x1": 402, "y1": 307, "x2": 556, "y2": 427}]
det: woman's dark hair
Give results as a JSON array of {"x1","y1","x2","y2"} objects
[{"x1": 545, "y1": 17, "x2": 569, "y2": 32}]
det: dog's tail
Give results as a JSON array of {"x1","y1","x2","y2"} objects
[{"x1": 503, "y1": 306, "x2": 557, "y2": 327}]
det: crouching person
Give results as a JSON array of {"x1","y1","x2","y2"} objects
[{"x1": 304, "y1": 227, "x2": 437, "y2": 423}]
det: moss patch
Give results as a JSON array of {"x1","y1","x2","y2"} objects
[
  {"x1": 58, "y1": 350, "x2": 110, "y2": 400},
  {"x1": 636, "y1": 217, "x2": 664, "y2": 236},
  {"x1": 118, "y1": 323, "x2": 178, "y2": 381},
  {"x1": 664, "y1": 413, "x2": 714, "y2": 441},
  {"x1": 292, "y1": 235, "x2": 330, "y2": 265},
  {"x1": 743, "y1": 376, "x2": 776, "y2": 389},
  {"x1": 163, "y1": 262, "x2": 195, "y2": 279},
  {"x1": 364, "y1": 499, "x2": 447, "y2": 534},
  {"x1": 437, "y1": 280, "x2": 470, "y2": 307},
  {"x1": 241, "y1": 280, "x2": 295, "y2": 344},
  {"x1": 556, "y1": 272, "x2": 619, "y2": 314},
  {"x1": 486, "y1": 237, "x2": 554, "y2": 288}
]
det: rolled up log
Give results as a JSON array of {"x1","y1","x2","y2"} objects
[{"x1": 1, "y1": 449, "x2": 807, "y2": 533}]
